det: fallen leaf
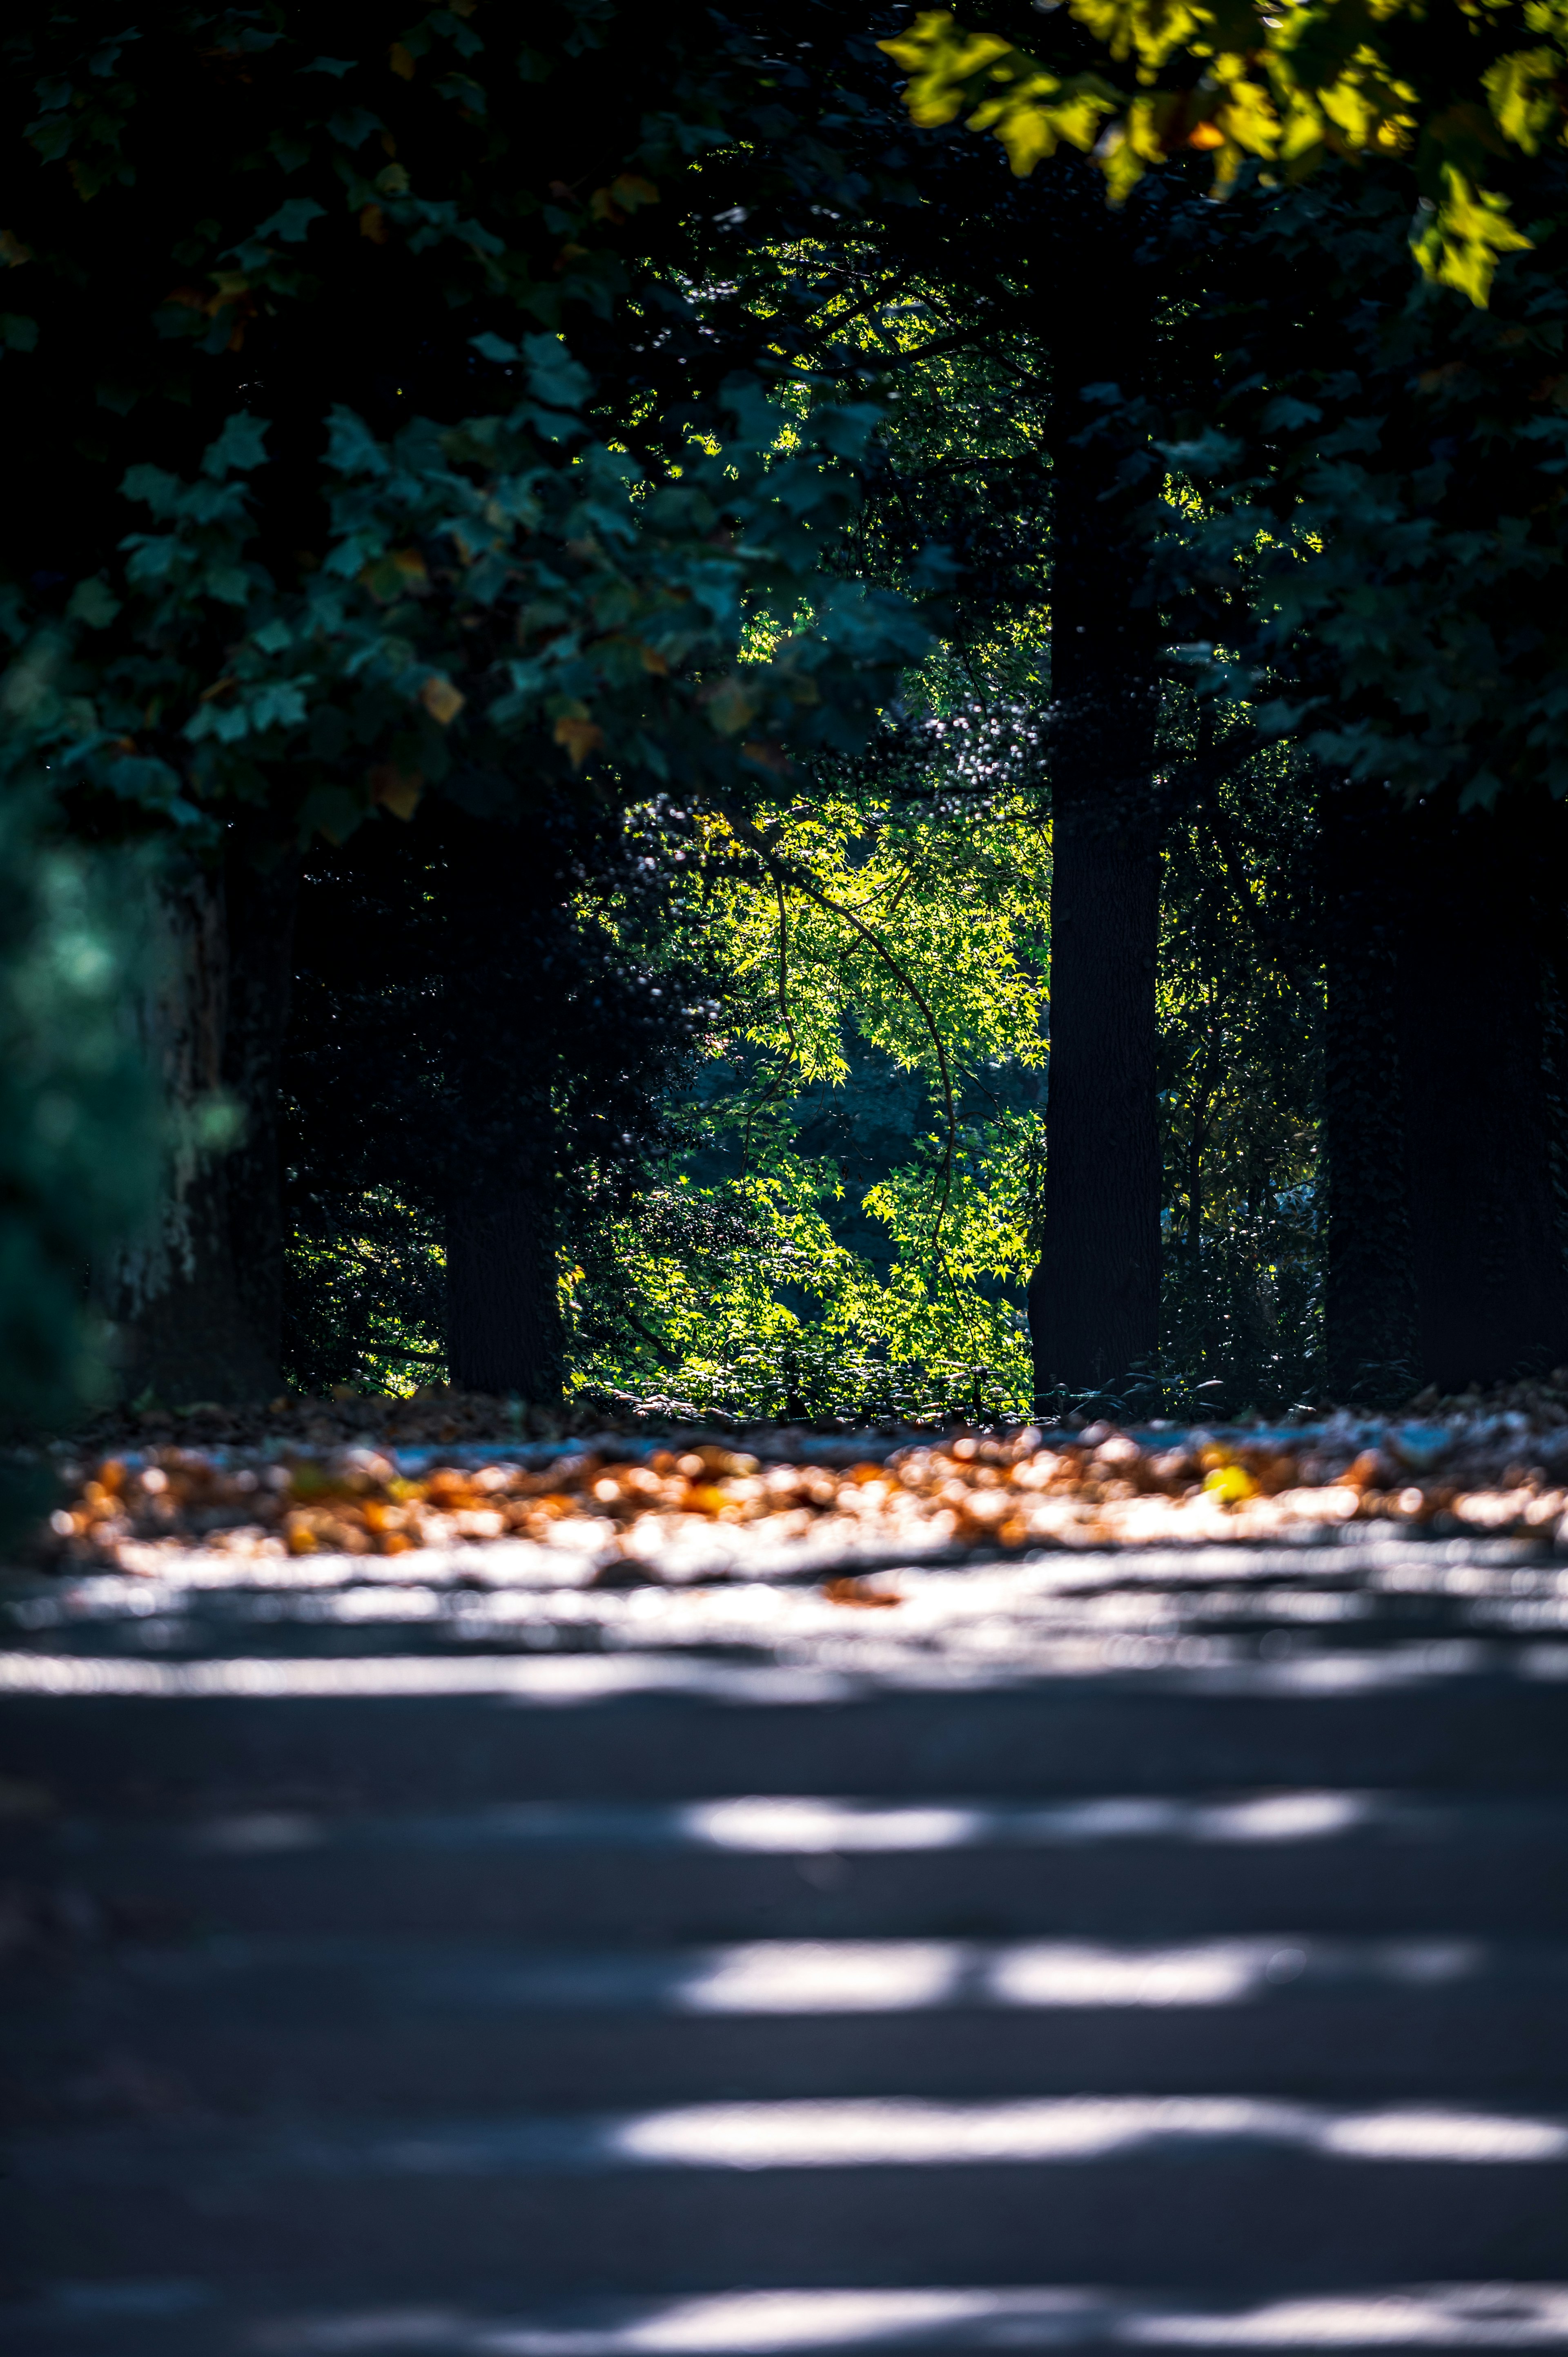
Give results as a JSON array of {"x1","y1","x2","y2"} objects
[{"x1": 824, "y1": 1575, "x2": 900, "y2": 1608}]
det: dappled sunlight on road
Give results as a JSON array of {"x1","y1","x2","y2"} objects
[{"x1": 242, "y1": 2283, "x2": 1568, "y2": 2354}]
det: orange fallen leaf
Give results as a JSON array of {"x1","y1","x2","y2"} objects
[{"x1": 823, "y1": 1576, "x2": 899, "y2": 1609}]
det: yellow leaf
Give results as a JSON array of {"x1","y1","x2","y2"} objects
[
  {"x1": 359, "y1": 205, "x2": 388, "y2": 243},
  {"x1": 879, "y1": 11, "x2": 1013, "y2": 127},
  {"x1": 1485, "y1": 45, "x2": 1559, "y2": 153},
  {"x1": 389, "y1": 41, "x2": 415, "y2": 78},
  {"x1": 420, "y1": 674, "x2": 466, "y2": 725},
  {"x1": 1413, "y1": 163, "x2": 1533, "y2": 306},
  {"x1": 0, "y1": 230, "x2": 32, "y2": 267},
  {"x1": 554, "y1": 713, "x2": 604, "y2": 768},
  {"x1": 1202, "y1": 1463, "x2": 1257, "y2": 1505},
  {"x1": 610, "y1": 173, "x2": 659, "y2": 209}
]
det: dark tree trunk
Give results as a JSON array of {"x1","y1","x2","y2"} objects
[
  {"x1": 440, "y1": 812, "x2": 566, "y2": 1402},
  {"x1": 1322, "y1": 780, "x2": 1568, "y2": 1396},
  {"x1": 446, "y1": 1162, "x2": 564, "y2": 1399},
  {"x1": 105, "y1": 836, "x2": 297, "y2": 1404},
  {"x1": 1028, "y1": 219, "x2": 1163, "y2": 1402},
  {"x1": 1395, "y1": 797, "x2": 1568, "y2": 1390},
  {"x1": 1320, "y1": 772, "x2": 1418, "y2": 1401}
]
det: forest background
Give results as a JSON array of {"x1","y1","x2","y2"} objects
[{"x1": 5, "y1": 0, "x2": 1568, "y2": 1444}]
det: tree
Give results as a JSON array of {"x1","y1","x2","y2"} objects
[
  {"x1": 1023, "y1": 180, "x2": 1165, "y2": 1398},
  {"x1": 881, "y1": 4, "x2": 1568, "y2": 1392},
  {"x1": 283, "y1": 789, "x2": 717, "y2": 1400},
  {"x1": 0, "y1": 3, "x2": 926, "y2": 1402},
  {"x1": 1154, "y1": 161, "x2": 1568, "y2": 1387},
  {"x1": 664, "y1": 13, "x2": 1188, "y2": 1400}
]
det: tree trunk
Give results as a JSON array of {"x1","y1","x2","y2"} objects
[
  {"x1": 440, "y1": 812, "x2": 566, "y2": 1402},
  {"x1": 104, "y1": 836, "x2": 297, "y2": 1404},
  {"x1": 446, "y1": 1161, "x2": 564, "y2": 1398},
  {"x1": 1320, "y1": 772, "x2": 1418, "y2": 1402},
  {"x1": 1028, "y1": 216, "x2": 1163, "y2": 1403},
  {"x1": 1322, "y1": 780, "x2": 1568, "y2": 1397},
  {"x1": 1394, "y1": 796, "x2": 1568, "y2": 1390}
]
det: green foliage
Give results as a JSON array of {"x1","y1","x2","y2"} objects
[
  {"x1": 2, "y1": 357, "x2": 926, "y2": 852},
  {"x1": 1157, "y1": 165, "x2": 1568, "y2": 813},
  {"x1": 0, "y1": 7, "x2": 1383, "y2": 1433},
  {"x1": 880, "y1": 0, "x2": 1566, "y2": 301},
  {"x1": 0, "y1": 6, "x2": 942, "y2": 1428},
  {"x1": 564, "y1": 778, "x2": 1051, "y2": 1422},
  {"x1": 0, "y1": 5, "x2": 928, "y2": 852},
  {"x1": 283, "y1": 1185, "x2": 445, "y2": 1399},
  {"x1": 1156, "y1": 731, "x2": 1323, "y2": 1414}
]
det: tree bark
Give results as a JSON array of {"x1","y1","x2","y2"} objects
[
  {"x1": 446, "y1": 1161, "x2": 564, "y2": 1398},
  {"x1": 1394, "y1": 796, "x2": 1568, "y2": 1390},
  {"x1": 1027, "y1": 219, "x2": 1163, "y2": 1403},
  {"x1": 1322, "y1": 780, "x2": 1568, "y2": 1397},
  {"x1": 104, "y1": 836, "x2": 297, "y2": 1403}
]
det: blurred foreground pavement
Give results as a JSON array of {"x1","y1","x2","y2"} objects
[{"x1": 2, "y1": 1519, "x2": 1568, "y2": 2353}]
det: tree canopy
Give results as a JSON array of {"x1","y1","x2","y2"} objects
[
  {"x1": 4, "y1": 0, "x2": 1568, "y2": 1433},
  {"x1": 880, "y1": 0, "x2": 1568, "y2": 301}
]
